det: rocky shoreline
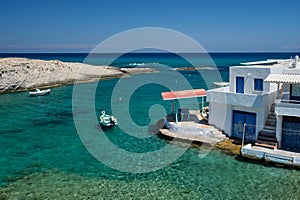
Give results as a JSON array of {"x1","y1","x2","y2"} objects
[{"x1": 0, "y1": 58, "x2": 156, "y2": 94}]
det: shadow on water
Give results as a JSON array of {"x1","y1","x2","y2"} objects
[
  {"x1": 31, "y1": 119, "x2": 67, "y2": 127},
  {"x1": 45, "y1": 111, "x2": 73, "y2": 118},
  {"x1": 0, "y1": 129, "x2": 25, "y2": 134}
]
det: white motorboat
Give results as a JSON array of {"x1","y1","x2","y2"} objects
[
  {"x1": 29, "y1": 88, "x2": 51, "y2": 97},
  {"x1": 99, "y1": 110, "x2": 118, "y2": 128}
]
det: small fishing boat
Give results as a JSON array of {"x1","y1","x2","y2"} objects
[
  {"x1": 29, "y1": 88, "x2": 51, "y2": 97},
  {"x1": 99, "y1": 111, "x2": 118, "y2": 128}
]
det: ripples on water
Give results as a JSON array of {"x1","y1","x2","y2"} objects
[{"x1": 1, "y1": 53, "x2": 300, "y2": 199}]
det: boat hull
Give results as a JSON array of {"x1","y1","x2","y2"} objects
[
  {"x1": 29, "y1": 89, "x2": 51, "y2": 97},
  {"x1": 99, "y1": 111, "x2": 117, "y2": 129},
  {"x1": 99, "y1": 123, "x2": 116, "y2": 129}
]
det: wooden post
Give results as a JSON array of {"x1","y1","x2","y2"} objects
[{"x1": 279, "y1": 83, "x2": 283, "y2": 99}]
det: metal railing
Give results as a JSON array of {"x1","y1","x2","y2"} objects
[{"x1": 276, "y1": 98, "x2": 300, "y2": 104}]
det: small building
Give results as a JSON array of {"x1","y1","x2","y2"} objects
[
  {"x1": 207, "y1": 56, "x2": 300, "y2": 166},
  {"x1": 264, "y1": 56, "x2": 300, "y2": 152},
  {"x1": 206, "y1": 59, "x2": 290, "y2": 143}
]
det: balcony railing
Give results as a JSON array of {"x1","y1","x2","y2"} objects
[
  {"x1": 275, "y1": 98, "x2": 300, "y2": 105},
  {"x1": 275, "y1": 98, "x2": 300, "y2": 117},
  {"x1": 207, "y1": 88, "x2": 274, "y2": 108}
]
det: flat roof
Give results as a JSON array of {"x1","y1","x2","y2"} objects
[
  {"x1": 161, "y1": 89, "x2": 206, "y2": 100},
  {"x1": 212, "y1": 82, "x2": 230, "y2": 87},
  {"x1": 241, "y1": 60, "x2": 279, "y2": 65},
  {"x1": 241, "y1": 59, "x2": 292, "y2": 66}
]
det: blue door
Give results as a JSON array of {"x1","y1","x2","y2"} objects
[
  {"x1": 236, "y1": 77, "x2": 244, "y2": 93},
  {"x1": 232, "y1": 110, "x2": 256, "y2": 142},
  {"x1": 282, "y1": 116, "x2": 300, "y2": 152}
]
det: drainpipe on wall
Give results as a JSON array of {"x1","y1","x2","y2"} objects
[{"x1": 276, "y1": 114, "x2": 283, "y2": 148}]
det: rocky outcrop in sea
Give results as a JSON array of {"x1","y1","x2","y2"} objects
[{"x1": 0, "y1": 58, "x2": 155, "y2": 93}]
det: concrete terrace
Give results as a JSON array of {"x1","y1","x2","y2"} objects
[{"x1": 160, "y1": 110, "x2": 227, "y2": 145}]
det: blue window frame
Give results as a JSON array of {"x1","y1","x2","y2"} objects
[
  {"x1": 290, "y1": 84, "x2": 300, "y2": 101},
  {"x1": 236, "y1": 77, "x2": 244, "y2": 93},
  {"x1": 254, "y1": 78, "x2": 263, "y2": 91}
]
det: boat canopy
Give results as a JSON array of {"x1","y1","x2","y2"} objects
[{"x1": 161, "y1": 89, "x2": 206, "y2": 100}]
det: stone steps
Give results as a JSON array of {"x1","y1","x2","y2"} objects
[
  {"x1": 265, "y1": 121, "x2": 276, "y2": 126},
  {"x1": 255, "y1": 141, "x2": 278, "y2": 149},
  {"x1": 254, "y1": 103, "x2": 277, "y2": 150},
  {"x1": 261, "y1": 128, "x2": 276, "y2": 134},
  {"x1": 257, "y1": 135, "x2": 278, "y2": 143},
  {"x1": 256, "y1": 140, "x2": 278, "y2": 147},
  {"x1": 263, "y1": 125, "x2": 276, "y2": 131},
  {"x1": 259, "y1": 130, "x2": 276, "y2": 138},
  {"x1": 268, "y1": 115, "x2": 276, "y2": 120}
]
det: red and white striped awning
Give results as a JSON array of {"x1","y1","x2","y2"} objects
[
  {"x1": 265, "y1": 74, "x2": 300, "y2": 84},
  {"x1": 161, "y1": 89, "x2": 206, "y2": 100}
]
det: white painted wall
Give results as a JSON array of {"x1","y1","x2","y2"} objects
[
  {"x1": 208, "y1": 102, "x2": 232, "y2": 135},
  {"x1": 229, "y1": 65, "x2": 282, "y2": 94},
  {"x1": 275, "y1": 102, "x2": 300, "y2": 117},
  {"x1": 209, "y1": 101, "x2": 266, "y2": 137},
  {"x1": 207, "y1": 63, "x2": 282, "y2": 138},
  {"x1": 208, "y1": 89, "x2": 275, "y2": 108}
]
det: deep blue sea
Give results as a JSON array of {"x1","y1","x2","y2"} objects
[{"x1": 1, "y1": 53, "x2": 300, "y2": 199}]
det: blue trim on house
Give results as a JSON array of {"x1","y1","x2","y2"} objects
[
  {"x1": 254, "y1": 78, "x2": 263, "y2": 91},
  {"x1": 232, "y1": 110, "x2": 256, "y2": 142},
  {"x1": 236, "y1": 77, "x2": 244, "y2": 93}
]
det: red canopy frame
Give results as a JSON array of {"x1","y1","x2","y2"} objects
[{"x1": 161, "y1": 89, "x2": 206, "y2": 100}]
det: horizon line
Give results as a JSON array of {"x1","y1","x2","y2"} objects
[{"x1": 0, "y1": 51, "x2": 300, "y2": 54}]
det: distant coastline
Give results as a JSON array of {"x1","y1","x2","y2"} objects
[
  {"x1": 0, "y1": 52, "x2": 298, "y2": 94},
  {"x1": 0, "y1": 57, "x2": 156, "y2": 94}
]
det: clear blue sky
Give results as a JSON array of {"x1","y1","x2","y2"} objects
[{"x1": 1, "y1": 0, "x2": 300, "y2": 52}]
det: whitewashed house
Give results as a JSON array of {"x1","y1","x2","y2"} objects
[
  {"x1": 264, "y1": 56, "x2": 300, "y2": 151},
  {"x1": 206, "y1": 58, "x2": 292, "y2": 146}
]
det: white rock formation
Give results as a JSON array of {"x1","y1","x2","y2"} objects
[{"x1": 0, "y1": 58, "x2": 155, "y2": 93}]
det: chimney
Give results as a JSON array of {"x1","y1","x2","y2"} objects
[{"x1": 296, "y1": 55, "x2": 300, "y2": 68}]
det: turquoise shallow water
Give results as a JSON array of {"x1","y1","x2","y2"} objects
[
  {"x1": 1, "y1": 53, "x2": 300, "y2": 199},
  {"x1": 1, "y1": 79, "x2": 300, "y2": 199}
]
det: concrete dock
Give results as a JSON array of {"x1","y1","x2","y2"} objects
[
  {"x1": 242, "y1": 144, "x2": 300, "y2": 167},
  {"x1": 160, "y1": 110, "x2": 227, "y2": 145}
]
